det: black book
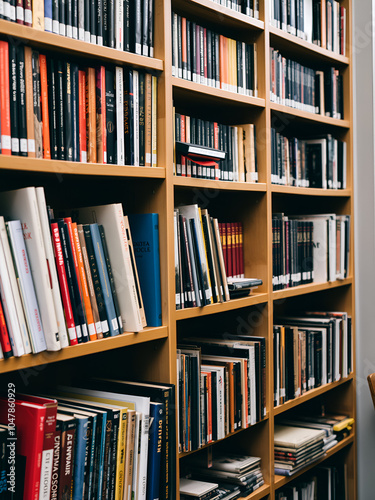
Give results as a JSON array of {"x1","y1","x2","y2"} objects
[
  {"x1": 237, "y1": 41, "x2": 242, "y2": 93},
  {"x1": 207, "y1": 29, "x2": 212, "y2": 87},
  {"x1": 130, "y1": 0, "x2": 142, "y2": 54},
  {"x1": 179, "y1": 214, "x2": 195, "y2": 308},
  {"x1": 314, "y1": 331, "x2": 323, "y2": 387},
  {"x1": 107, "y1": 0, "x2": 115, "y2": 47},
  {"x1": 139, "y1": 71, "x2": 145, "y2": 166},
  {"x1": 142, "y1": 0, "x2": 148, "y2": 56},
  {"x1": 96, "y1": 0, "x2": 103, "y2": 45},
  {"x1": 124, "y1": 68, "x2": 134, "y2": 165},
  {"x1": 59, "y1": 0, "x2": 66, "y2": 35},
  {"x1": 32, "y1": 50, "x2": 43, "y2": 159},
  {"x1": 56, "y1": 59, "x2": 65, "y2": 160},
  {"x1": 90, "y1": 0, "x2": 97, "y2": 43},
  {"x1": 71, "y1": 63, "x2": 79, "y2": 162},
  {"x1": 102, "y1": 0, "x2": 108, "y2": 46},
  {"x1": 47, "y1": 58, "x2": 59, "y2": 160},
  {"x1": 16, "y1": 45, "x2": 27, "y2": 157},
  {"x1": 191, "y1": 21, "x2": 197, "y2": 82},
  {"x1": 9, "y1": 42, "x2": 19, "y2": 156},
  {"x1": 124, "y1": 0, "x2": 130, "y2": 51},
  {"x1": 200, "y1": 214, "x2": 218, "y2": 303},
  {"x1": 177, "y1": 14, "x2": 182, "y2": 79},
  {"x1": 83, "y1": 224, "x2": 110, "y2": 338},
  {"x1": 52, "y1": 0, "x2": 59, "y2": 33},
  {"x1": 105, "y1": 68, "x2": 116, "y2": 164},
  {"x1": 324, "y1": 67, "x2": 334, "y2": 117},
  {"x1": 186, "y1": 19, "x2": 191, "y2": 81},
  {"x1": 71, "y1": 0, "x2": 78, "y2": 39},
  {"x1": 63, "y1": 61, "x2": 73, "y2": 161},
  {"x1": 65, "y1": 0, "x2": 72, "y2": 37},
  {"x1": 84, "y1": 0, "x2": 90, "y2": 41},
  {"x1": 199, "y1": 26, "x2": 204, "y2": 85},
  {"x1": 190, "y1": 218, "x2": 208, "y2": 306},
  {"x1": 148, "y1": 0, "x2": 154, "y2": 57}
]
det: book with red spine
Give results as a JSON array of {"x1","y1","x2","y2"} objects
[
  {"x1": 0, "y1": 397, "x2": 46, "y2": 500},
  {"x1": 50, "y1": 222, "x2": 78, "y2": 346},
  {"x1": 16, "y1": 0, "x2": 24, "y2": 24},
  {"x1": 39, "y1": 54, "x2": 51, "y2": 159},
  {"x1": 86, "y1": 67, "x2": 97, "y2": 163},
  {"x1": 235, "y1": 222, "x2": 240, "y2": 278},
  {"x1": 56, "y1": 413, "x2": 77, "y2": 500},
  {"x1": 96, "y1": 65, "x2": 107, "y2": 164},
  {"x1": 0, "y1": 42, "x2": 11, "y2": 156},
  {"x1": 226, "y1": 223, "x2": 233, "y2": 278},
  {"x1": 0, "y1": 297, "x2": 12, "y2": 358},
  {"x1": 78, "y1": 70, "x2": 87, "y2": 163},
  {"x1": 239, "y1": 222, "x2": 244, "y2": 278}
]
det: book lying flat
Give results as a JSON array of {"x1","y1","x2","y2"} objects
[
  {"x1": 180, "y1": 479, "x2": 219, "y2": 497},
  {"x1": 274, "y1": 425, "x2": 326, "y2": 449}
]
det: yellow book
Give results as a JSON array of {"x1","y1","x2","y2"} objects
[{"x1": 115, "y1": 408, "x2": 128, "y2": 500}]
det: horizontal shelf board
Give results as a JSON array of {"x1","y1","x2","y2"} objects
[
  {"x1": 269, "y1": 102, "x2": 350, "y2": 128},
  {"x1": 174, "y1": 177, "x2": 267, "y2": 192},
  {"x1": 240, "y1": 484, "x2": 270, "y2": 500},
  {"x1": 269, "y1": 25, "x2": 350, "y2": 65},
  {"x1": 175, "y1": 292, "x2": 269, "y2": 320},
  {"x1": 272, "y1": 277, "x2": 352, "y2": 300},
  {"x1": 0, "y1": 19, "x2": 164, "y2": 71},
  {"x1": 273, "y1": 374, "x2": 354, "y2": 415},
  {"x1": 271, "y1": 185, "x2": 352, "y2": 197},
  {"x1": 0, "y1": 326, "x2": 168, "y2": 374},
  {"x1": 173, "y1": 0, "x2": 264, "y2": 31},
  {"x1": 274, "y1": 435, "x2": 354, "y2": 489},
  {"x1": 0, "y1": 156, "x2": 166, "y2": 178},
  {"x1": 173, "y1": 77, "x2": 265, "y2": 108},
  {"x1": 179, "y1": 413, "x2": 269, "y2": 458}
]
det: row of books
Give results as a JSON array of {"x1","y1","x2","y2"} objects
[
  {"x1": 276, "y1": 465, "x2": 348, "y2": 499},
  {"x1": 0, "y1": 41, "x2": 158, "y2": 166},
  {"x1": 218, "y1": 222, "x2": 245, "y2": 279},
  {"x1": 177, "y1": 334, "x2": 266, "y2": 452},
  {"x1": 174, "y1": 205, "x2": 229, "y2": 310},
  {"x1": 0, "y1": 0, "x2": 155, "y2": 56},
  {"x1": 211, "y1": 0, "x2": 260, "y2": 18},
  {"x1": 270, "y1": 47, "x2": 343, "y2": 118},
  {"x1": 270, "y1": 0, "x2": 346, "y2": 56},
  {"x1": 174, "y1": 111, "x2": 258, "y2": 182},
  {"x1": 0, "y1": 186, "x2": 162, "y2": 360},
  {"x1": 271, "y1": 130, "x2": 347, "y2": 189},
  {"x1": 181, "y1": 454, "x2": 264, "y2": 498},
  {"x1": 0, "y1": 379, "x2": 175, "y2": 500},
  {"x1": 172, "y1": 13, "x2": 258, "y2": 96},
  {"x1": 273, "y1": 312, "x2": 353, "y2": 407},
  {"x1": 272, "y1": 213, "x2": 350, "y2": 290}
]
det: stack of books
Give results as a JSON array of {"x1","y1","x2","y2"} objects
[
  {"x1": 209, "y1": 0, "x2": 259, "y2": 18},
  {"x1": 0, "y1": 379, "x2": 175, "y2": 500},
  {"x1": 274, "y1": 424, "x2": 326, "y2": 476},
  {"x1": 180, "y1": 478, "x2": 241, "y2": 500},
  {"x1": 0, "y1": 0, "x2": 155, "y2": 56},
  {"x1": 0, "y1": 41, "x2": 158, "y2": 166}
]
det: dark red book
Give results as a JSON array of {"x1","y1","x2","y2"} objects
[
  {"x1": 239, "y1": 222, "x2": 244, "y2": 278},
  {"x1": 0, "y1": 297, "x2": 12, "y2": 358},
  {"x1": 226, "y1": 222, "x2": 232, "y2": 278},
  {"x1": 181, "y1": 114, "x2": 186, "y2": 177},
  {"x1": 56, "y1": 413, "x2": 77, "y2": 500}
]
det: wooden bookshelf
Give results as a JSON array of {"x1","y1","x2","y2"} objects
[{"x1": 0, "y1": 0, "x2": 356, "y2": 498}]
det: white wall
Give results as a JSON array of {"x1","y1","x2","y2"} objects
[{"x1": 353, "y1": 0, "x2": 375, "y2": 497}]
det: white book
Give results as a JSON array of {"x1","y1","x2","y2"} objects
[
  {"x1": 180, "y1": 479, "x2": 218, "y2": 497},
  {"x1": 201, "y1": 365, "x2": 225, "y2": 440},
  {"x1": 70, "y1": 203, "x2": 144, "y2": 332},
  {"x1": 133, "y1": 70, "x2": 140, "y2": 166},
  {"x1": 7, "y1": 220, "x2": 46, "y2": 353},
  {"x1": 35, "y1": 188, "x2": 69, "y2": 348},
  {"x1": 0, "y1": 188, "x2": 60, "y2": 351},
  {"x1": 116, "y1": 67, "x2": 125, "y2": 165},
  {"x1": 115, "y1": 0, "x2": 123, "y2": 50},
  {"x1": 78, "y1": 0, "x2": 84, "y2": 40},
  {"x1": 274, "y1": 425, "x2": 325, "y2": 449},
  {"x1": 0, "y1": 217, "x2": 31, "y2": 355}
]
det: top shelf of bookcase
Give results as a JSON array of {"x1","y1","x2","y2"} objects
[{"x1": 0, "y1": 20, "x2": 164, "y2": 71}]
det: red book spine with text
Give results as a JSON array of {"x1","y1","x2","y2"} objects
[
  {"x1": 239, "y1": 222, "x2": 244, "y2": 278},
  {"x1": 50, "y1": 222, "x2": 78, "y2": 346},
  {"x1": 232, "y1": 223, "x2": 237, "y2": 278},
  {"x1": 39, "y1": 54, "x2": 51, "y2": 159},
  {"x1": 0, "y1": 297, "x2": 12, "y2": 358},
  {"x1": 226, "y1": 222, "x2": 232, "y2": 278},
  {"x1": 0, "y1": 41, "x2": 11, "y2": 155},
  {"x1": 16, "y1": 0, "x2": 24, "y2": 24},
  {"x1": 0, "y1": 397, "x2": 46, "y2": 500},
  {"x1": 96, "y1": 65, "x2": 107, "y2": 164},
  {"x1": 236, "y1": 222, "x2": 240, "y2": 278},
  {"x1": 202, "y1": 371, "x2": 212, "y2": 443},
  {"x1": 78, "y1": 70, "x2": 87, "y2": 162}
]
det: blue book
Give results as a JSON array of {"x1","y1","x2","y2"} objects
[
  {"x1": 147, "y1": 402, "x2": 164, "y2": 500},
  {"x1": 128, "y1": 213, "x2": 162, "y2": 326},
  {"x1": 44, "y1": 0, "x2": 53, "y2": 31},
  {"x1": 90, "y1": 223, "x2": 120, "y2": 336}
]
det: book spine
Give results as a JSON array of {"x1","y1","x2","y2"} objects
[
  {"x1": 9, "y1": 42, "x2": 20, "y2": 156},
  {"x1": 38, "y1": 403, "x2": 57, "y2": 500},
  {"x1": 71, "y1": 63, "x2": 79, "y2": 161},
  {"x1": 24, "y1": 46, "x2": 36, "y2": 157},
  {"x1": 139, "y1": 71, "x2": 145, "y2": 166},
  {"x1": 124, "y1": 68, "x2": 134, "y2": 165},
  {"x1": 0, "y1": 42, "x2": 11, "y2": 155},
  {"x1": 145, "y1": 72, "x2": 152, "y2": 167},
  {"x1": 115, "y1": 0, "x2": 123, "y2": 49},
  {"x1": 56, "y1": 59, "x2": 65, "y2": 159},
  {"x1": 58, "y1": 422, "x2": 76, "y2": 499},
  {"x1": 124, "y1": 0, "x2": 130, "y2": 51},
  {"x1": 44, "y1": 0, "x2": 52, "y2": 31},
  {"x1": 78, "y1": 69, "x2": 87, "y2": 162},
  {"x1": 84, "y1": 0, "x2": 90, "y2": 41},
  {"x1": 0, "y1": 299, "x2": 12, "y2": 358},
  {"x1": 59, "y1": 0, "x2": 65, "y2": 35},
  {"x1": 63, "y1": 61, "x2": 73, "y2": 161},
  {"x1": 66, "y1": 0, "x2": 72, "y2": 37},
  {"x1": 107, "y1": 0, "x2": 115, "y2": 48},
  {"x1": 86, "y1": 66, "x2": 97, "y2": 163},
  {"x1": 32, "y1": 0, "x2": 44, "y2": 29},
  {"x1": 151, "y1": 75, "x2": 157, "y2": 167},
  {"x1": 105, "y1": 68, "x2": 116, "y2": 164},
  {"x1": 142, "y1": 0, "x2": 148, "y2": 56},
  {"x1": 50, "y1": 422, "x2": 61, "y2": 500},
  {"x1": 32, "y1": 50, "x2": 43, "y2": 158},
  {"x1": 48, "y1": 58, "x2": 59, "y2": 160},
  {"x1": 96, "y1": 65, "x2": 107, "y2": 164},
  {"x1": 52, "y1": 0, "x2": 59, "y2": 33},
  {"x1": 148, "y1": 0, "x2": 154, "y2": 57},
  {"x1": 39, "y1": 54, "x2": 51, "y2": 159},
  {"x1": 96, "y1": 0, "x2": 103, "y2": 44},
  {"x1": 115, "y1": 66, "x2": 124, "y2": 165},
  {"x1": 133, "y1": 69, "x2": 139, "y2": 166},
  {"x1": 90, "y1": 0, "x2": 96, "y2": 43}
]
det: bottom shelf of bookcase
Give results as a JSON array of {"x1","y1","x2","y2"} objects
[
  {"x1": 273, "y1": 434, "x2": 355, "y2": 490},
  {"x1": 0, "y1": 326, "x2": 168, "y2": 373},
  {"x1": 240, "y1": 484, "x2": 270, "y2": 500}
]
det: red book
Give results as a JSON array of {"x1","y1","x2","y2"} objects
[
  {"x1": 239, "y1": 222, "x2": 244, "y2": 278},
  {"x1": 16, "y1": 0, "x2": 24, "y2": 24},
  {"x1": 0, "y1": 297, "x2": 12, "y2": 358},
  {"x1": 180, "y1": 114, "x2": 186, "y2": 176},
  {"x1": 78, "y1": 70, "x2": 87, "y2": 163},
  {"x1": 226, "y1": 222, "x2": 232, "y2": 278},
  {"x1": 39, "y1": 54, "x2": 51, "y2": 159},
  {"x1": 0, "y1": 397, "x2": 46, "y2": 500},
  {"x1": 213, "y1": 122, "x2": 219, "y2": 180},
  {"x1": 24, "y1": 0, "x2": 32, "y2": 25},
  {"x1": 96, "y1": 65, "x2": 107, "y2": 164},
  {"x1": 18, "y1": 395, "x2": 58, "y2": 500},
  {"x1": 50, "y1": 222, "x2": 78, "y2": 346},
  {"x1": 56, "y1": 413, "x2": 77, "y2": 499},
  {"x1": 0, "y1": 42, "x2": 11, "y2": 156},
  {"x1": 232, "y1": 223, "x2": 237, "y2": 278}
]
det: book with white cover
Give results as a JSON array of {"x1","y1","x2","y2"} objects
[
  {"x1": 274, "y1": 425, "x2": 325, "y2": 449},
  {"x1": 69, "y1": 203, "x2": 144, "y2": 332},
  {"x1": 35, "y1": 187, "x2": 69, "y2": 348},
  {"x1": 6, "y1": 220, "x2": 47, "y2": 353},
  {"x1": 0, "y1": 216, "x2": 31, "y2": 355},
  {"x1": 115, "y1": 0, "x2": 123, "y2": 49},
  {"x1": 0, "y1": 187, "x2": 60, "y2": 350},
  {"x1": 116, "y1": 67, "x2": 125, "y2": 165},
  {"x1": 179, "y1": 479, "x2": 218, "y2": 497}
]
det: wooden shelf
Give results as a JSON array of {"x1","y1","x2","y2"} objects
[
  {"x1": 174, "y1": 177, "x2": 267, "y2": 192},
  {"x1": 272, "y1": 278, "x2": 352, "y2": 300},
  {"x1": 175, "y1": 293, "x2": 268, "y2": 320},
  {"x1": 269, "y1": 25, "x2": 350, "y2": 65},
  {"x1": 274, "y1": 374, "x2": 354, "y2": 415},
  {"x1": 271, "y1": 185, "x2": 352, "y2": 197},
  {"x1": 0, "y1": 156, "x2": 166, "y2": 178},
  {"x1": 240, "y1": 484, "x2": 270, "y2": 500},
  {"x1": 274, "y1": 435, "x2": 355, "y2": 489},
  {"x1": 0, "y1": 326, "x2": 168, "y2": 374},
  {"x1": 270, "y1": 102, "x2": 350, "y2": 128},
  {"x1": 0, "y1": 19, "x2": 164, "y2": 70},
  {"x1": 172, "y1": 77, "x2": 265, "y2": 108}
]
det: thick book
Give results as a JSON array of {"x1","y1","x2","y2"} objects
[
  {"x1": 105, "y1": 68, "x2": 116, "y2": 164},
  {"x1": 115, "y1": 66, "x2": 125, "y2": 165},
  {"x1": 274, "y1": 424, "x2": 326, "y2": 449},
  {"x1": 147, "y1": 402, "x2": 164, "y2": 500},
  {"x1": 9, "y1": 41, "x2": 20, "y2": 156}
]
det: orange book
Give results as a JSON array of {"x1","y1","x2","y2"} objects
[
  {"x1": 72, "y1": 222, "x2": 97, "y2": 341},
  {"x1": 96, "y1": 65, "x2": 106, "y2": 164},
  {"x1": 202, "y1": 371, "x2": 212, "y2": 443},
  {"x1": 39, "y1": 54, "x2": 51, "y2": 159},
  {"x1": 78, "y1": 70, "x2": 87, "y2": 162},
  {"x1": 24, "y1": 46, "x2": 36, "y2": 158},
  {"x1": 86, "y1": 67, "x2": 96, "y2": 163},
  {"x1": 145, "y1": 73, "x2": 152, "y2": 167},
  {"x1": 219, "y1": 35, "x2": 225, "y2": 91},
  {"x1": 0, "y1": 41, "x2": 11, "y2": 155}
]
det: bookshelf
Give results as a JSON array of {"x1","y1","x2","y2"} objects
[{"x1": 0, "y1": 0, "x2": 356, "y2": 498}]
